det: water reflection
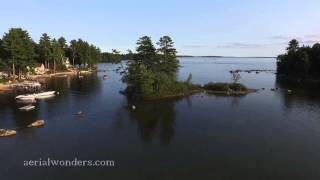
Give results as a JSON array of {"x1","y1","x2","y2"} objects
[
  {"x1": 126, "y1": 98, "x2": 183, "y2": 144},
  {"x1": 276, "y1": 76, "x2": 320, "y2": 109},
  {"x1": 45, "y1": 73, "x2": 102, "y2": 95}
]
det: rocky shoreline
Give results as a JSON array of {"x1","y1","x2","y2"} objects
[{"x1": 0, "y1": 70, "x2": 94, "y2": 93}]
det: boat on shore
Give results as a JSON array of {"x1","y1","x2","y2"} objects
[{"x1": 19, "y1": 105, "x2": 35, "y2": 111}]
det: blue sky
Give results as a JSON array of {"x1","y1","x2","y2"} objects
[{"x1": 1, "y1": 0, "x2": 320, "y2": 56}]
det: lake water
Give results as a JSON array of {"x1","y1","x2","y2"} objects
[{"x1": 1, "y1": 57, "x2": 320, "y2": 180}]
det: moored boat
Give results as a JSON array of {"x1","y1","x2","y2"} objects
[
  {"x1": 34, "y1": 91, "x2": 56, "y2": 99},
  {"x1": 15, "y1": 94, "x2": 36, "y2": 101}
]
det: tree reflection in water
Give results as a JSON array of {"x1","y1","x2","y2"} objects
[
  {"x1": 276, "y1": 76, "x2": 320, "y2": 109},
  {"x1": 125, "y1": 98, "x2": 183, "y2": 145}
]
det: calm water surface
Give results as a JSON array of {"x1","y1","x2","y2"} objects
[{"x1": 1, "y1": 57, "x2": 320, "y2": 180}]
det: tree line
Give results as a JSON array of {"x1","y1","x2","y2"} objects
[
  {"x1": 277, "y1": 39, "x2": 320, "y2": 77},
  {"x1": 0, "y1": 28, "x2": 101, "y2": 79},
  {"x1": 101, "y1": 49, "x2": 135, "y2": 63}
]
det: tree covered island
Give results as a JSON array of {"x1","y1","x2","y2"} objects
[{"x1": 118, "y1": 36, "x2": 201, "y2": 99}]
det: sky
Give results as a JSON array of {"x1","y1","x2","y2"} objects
[{"x1": 1, "y1": 0, "x2": 320, "y2": 57}]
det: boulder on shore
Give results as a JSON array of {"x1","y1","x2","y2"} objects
[
  {"x1": 27, "y1": 120, "x2": 45, "y2": 128},
  {"x1": 0, "y1": 129, "x2": 17, "y2": 137}
]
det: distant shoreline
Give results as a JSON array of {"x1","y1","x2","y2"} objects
[{"x1": 177, "y1": 55, "x2": 276, "y2": 58}]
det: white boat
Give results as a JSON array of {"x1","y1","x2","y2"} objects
[
  {"x1": 34, "y1": 91, "x2": 56, "y2": 99},
  {"x1": 15, "y1": 94, "x2": 36, "y2": 100},
  {"x1": 19, "y1": 105, "x2": 35, "y2": 111}
]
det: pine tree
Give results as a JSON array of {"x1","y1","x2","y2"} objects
[
  {"x1": 136, "y1": 36, "x2": 157, "y2": 69},
  {"x1": 51, "y1": 39, "x2": 65, "y2": 73},
  {"x1": 157, "y1": 36, "x2": 179, "y2": 74},
  {"x1": 39, "y1": 33, "x2": 52, "y2": 69},
  {"x1": 2, "y1": 28, "x2": 35, "y2": 80}
]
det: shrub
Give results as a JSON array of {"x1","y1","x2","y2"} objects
[{"x1": 203, "y1": 82, "x2": 247, "y2": 92}]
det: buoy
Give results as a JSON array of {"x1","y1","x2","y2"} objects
[
  {"x1": 287, "y1": 90, "x2": 292, "y2": 93},
  {"x1": 132, "y1": 105, "x2": 136, "y2": 110}
]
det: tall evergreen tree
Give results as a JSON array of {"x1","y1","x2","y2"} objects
[
  {"x1": 135, "y1": 36, "x2": 157, "y2": 68},
  {"x1": 1, "y1": 28, "x2": 35, "y2": 79},
  {"x1": 58, "y1": 37, "x2": 67, "y2": 50},
  {"x1": 39, "y1": 33, "x2": 52, "y2": 69},
  {"x1": 51, "y1": 38, "x2": 65, "y2": 73},
  {"x1": 286, "y1": 39, "x2": 299, "y2": 53},
  {"x1": 69, "y1": 40, "x2": 78, "y2": 66},
  {"x1": 157, "y1": 36, "x2": 179, "y2": 74}
]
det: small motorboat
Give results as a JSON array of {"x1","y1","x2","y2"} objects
[
  {"x1": 27, "y1": 120, "x2": 45, "y2": 127},
  {"x1": 34, "y1": 91, "x2": 55, "y2": 99},
  {"x1": 0, "y1": 129, "x2": 17, "y2": 137},
  {"x1": 15, "y1": 94, "x2": 35, "y2": 101},
  {"x1": 19, "y1": 105, "x2": 35, "y2": 111},
  {"x1": 75, "y1": 111, "x2": 83, "y2": 116}
]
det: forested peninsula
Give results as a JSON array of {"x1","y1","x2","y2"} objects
[{"x1": 277, "y1": 39, "x2": 320, "y2": 80}]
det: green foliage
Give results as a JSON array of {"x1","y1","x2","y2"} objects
[
  {"x1": 0, "y1": 78, "x2": 8, "y2": 84},
  {"x1": 156, "y1": 36, "x2": 179, "y2": 75},
  {"x1": 122, "y1": 36, "x2": 197, "y2": 99},
  {"x1": 1, "y1": 28, "x2": 36, "y2": 74},
  {"x1": 203, "y1": 82, "x2": 247, "y2": 92},
  {"x1": 135, "y1": 36, "x2": 157, "y2": 68},
  {"x1": 0, "y1": 28, "x2": 101, "y2": 78},
  {"x1": 277, "y1": 39, "x2": 320, "y2": 77},
  {"x1": 109, "y1": 49, "x2": 122, "y2": 64},
  {"x1": 66, "y1": 39, "x2": 101, "y2": 68},
  {"x1": 51, "y1": 38, "x2": 65, "y2": 71},
  {"x1": 101, "y1": 49, "x2": 136, "y2": 63},
  {"x1": 58, "y1": 37, "x2": 68, "y2": 50},
  {"x1": 39, "y1": 33, "x2": 52, "y2": 68}
]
